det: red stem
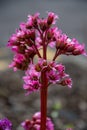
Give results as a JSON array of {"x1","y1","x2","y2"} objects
[
  {"x1": 40, "y1": 71, "x2": 48, "y2": 130},
  {"x1": 40, "y1": 30, "x2": 48, "y2": 130},
  {"x1": 43, "y1": 30, "x2": 48, "y2": 59}
]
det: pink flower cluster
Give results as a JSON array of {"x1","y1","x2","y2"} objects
[
  {"x1": 23, "y1": 63, "x2": 41, "y2": 95},
  {"x1": 21, "y1": 112, "x2": 54, "y2": 130},
  {"x1": 49, "y1": 29, "x2": 86, "y2": 57},
  {"x1": 23, "y1": 59, "x2": 72, "y2": 94},
  {"x1": 8, "y1": 12, "x2": 86, "y2": 71}
]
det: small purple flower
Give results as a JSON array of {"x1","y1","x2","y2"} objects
[
  {"x1": 0, "y1": 118, "x2": 12, "y2": 130},
  {"x1": 21, "y1": 112, "x2": 54, "y2": 130}
]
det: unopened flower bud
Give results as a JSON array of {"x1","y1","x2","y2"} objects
[
  {"x1": 47, "y1": 12, "x2": 58, "y2": 25},
  {"x1": 60, "y1": 78, "x2": 72, "y2": 88},
  {"x1": 39, "y1": 19, "x2": 48, "y2": 31}
]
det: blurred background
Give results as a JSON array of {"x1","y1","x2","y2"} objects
[{"x1": 0, "y1": 0, "x2": 87, "y2": 130}]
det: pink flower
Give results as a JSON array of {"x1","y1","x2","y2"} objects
[
  {"x1": 9, "y1": 54, "x2": 29, "y2": 71},
  {"x1": 46, "y1": 62, "x2": 72, "y2": 88},
  {"x1": 47, "y1": 70, "x2": 60, "y2": 84},
  {"x1": 55, "y1": 33, "x2": 86, "y2": 56},
  {"x1": 73, "y1": 43, "x2": 86, "y2": 56},
  {"x1": 23, "y1": 64, "x2": 41, "y2": 95},
  {"x1": 46, "y1": 27, "x2": 86, "y2": 57},
  {"x1": 60, "y1": 78, "x2": 72, "y2": 88},
  {"x1": 21, "y1": 112, "x2": 54, "y2": 130},
  {"x1": 38, "y1": 18, "x2": 48, "y2": 31},
  {"x1": 23, "y1": 60, "x2": 72, "y2": 95},
  {"x1": 47, "y1": 12, "x2": 58, "y2": 25},
  {"x1": 27, "y1": 13, "x2": 40, "y2": 28},
  {"x1": 23, "y1": 80, "x2": 41, "y2": 95}
]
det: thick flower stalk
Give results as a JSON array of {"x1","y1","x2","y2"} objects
[{"x1": 7, "y1": 12, "x2": 86, "y2": 130}]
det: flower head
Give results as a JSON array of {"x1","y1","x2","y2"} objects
[
  {"x1": 8, "y1": 12, "x2": 86, "y2": 71},
  {"x1": 23, "y1": 60, "x2": 72, "y2": 95}
]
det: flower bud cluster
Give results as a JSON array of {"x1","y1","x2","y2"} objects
[
  {"x1": 21, "y1": 112, "x2": 54, "y2": 130},
  {"x1": 23, "y1": 59, "x2": 72, "y2": 94},
  {"x1": 23, "y1": 63, "x2": 41, "y2": 95},
  {"x1": 48, "y1": 28, "x2": 86, "y2": 57},
  {"x1": 55, "y1": 35, "x2": 86, "y2": 56},
  {"x1": 8, "y1": 12, "x2": 86, "y2": 71},
  {"x1": 8, "y1": 28, "x2": 36, "y2": 70}
]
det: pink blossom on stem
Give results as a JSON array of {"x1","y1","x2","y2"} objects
[
  {"x1": 47, "y1": 12, "x2": 58, "y2": 25},
  {"x1": 9, "y1": 54, "x2": 29, "y2": 71},
  {"x1": 46, "y1": 61, "x2": 72, "y2": 88},
  {"x1": 23, "y1": 60, "x2": 72, "y2": 95},
  {"x1": 38, "y1": 18, "x2": 48, "y2": 32},
  {"x1": 27, "y1": 13, "x2": 40, "y2": 28},
  {"x1": 60, "y1": 77, "x2": 72, "y2": 88},
  {"x1": 23, "y1": 63, "x2": 41, "y2": 95},
  {"x1": 54, "y1": 33, "x2": 86, "y2": 56}
]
